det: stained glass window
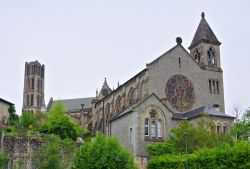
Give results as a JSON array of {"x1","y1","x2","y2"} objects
[{"x1": 165, "y1": 74, "x2": 194, "y2": 112}]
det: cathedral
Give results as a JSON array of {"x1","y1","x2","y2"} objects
[{"x1": 25, "y1": 13, "x2": 234, "y2": 166}]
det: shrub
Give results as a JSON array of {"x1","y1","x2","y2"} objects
[
  {"x1": 73, "y1": 133, "x2": 136, "y2": 169},
  {"x1": 33, "y1": 135, "x2": 76, "y2": 169},
  {"x1": 40, "y1": 101, "x2": 82, "y2": 141},
  {"x1": 148, "y1": 141, "x2": 250, "y2": 169},
  {"x1": 147, "y1": 142, "x2": 176, "y2": 157},
  {"x1": 20, "y1": 112, "x2": 37, "y2": 129},
  {"x1": 0, "y1": 150, "x2": 9, "y2": 169}
]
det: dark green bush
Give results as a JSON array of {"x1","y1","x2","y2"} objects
[
  {"x1": 148, "y1": 141, "x2": 250, "y2": 169},
  {"x1": 147, "y1": 142, "x2": 176, "y2": 157}
]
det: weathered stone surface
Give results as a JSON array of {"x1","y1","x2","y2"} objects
[{"x1": 0, "y1": 132, "x2": 42, "y2": 169}]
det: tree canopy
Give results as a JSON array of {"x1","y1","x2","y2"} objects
[{"x1": 73, "y1": 132, "x2": 137, "y2": 169}]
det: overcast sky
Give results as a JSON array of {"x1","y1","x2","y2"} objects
[{"x1": 0, "y1": 0, "x2": 249, "y2": 115}]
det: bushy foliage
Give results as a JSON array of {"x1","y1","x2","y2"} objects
[
  {"x1": 73, "y1": 133, "x2": 136, "y2": 169},
  {"x1": 33, "y1": 134, "x2": 76, "y2": 169},
  {"x1": 40, "y1": 101, "x2": 82, "y2": 141},
  {"x1": 8, "y1": 105, "x2": 19, "y2": 126},
  {"x1": 20, "y1": 112, "x2": 37, "y2": 129},
  {"x1": 147, "y1": 142, "x2": 176, "y2": 157},
  {"x1": 0, "y1": 150, "x2": 9, "y2": 169},
  {"x1": 169, "y1": 119, "x2": 232, "y2": 154},
  {"x1": 148, "y1": 141, "x2": 250, "y2": 169}
]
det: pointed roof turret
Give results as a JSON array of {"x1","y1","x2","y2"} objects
[
  {"x1": 189, "y1": 12, "x2": 221, "y2": 49},
  {"x1": 98, "y1": 78, "x2": 112, "y2": 99}
]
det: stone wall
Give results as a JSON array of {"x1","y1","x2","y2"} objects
[{"x1": 0, "y1": 132, "x2": 42, "y2": 169}]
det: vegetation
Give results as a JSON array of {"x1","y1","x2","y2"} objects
[
  {"x1": 147, "y1": 110, "x2": 250, "y2": 169},
  {"x1": 230, "y1": 109, "x2": 250, "y2": 140},
  {"x1": 0, "y1": 150, "x2": 8, "y2": 169},
  {"x1": 39, "y1": 101, "x2": 83, "y2": 141},
  {"x1": 148, "y1": 141, "x2": 250, "y2": 169},
  {"x1": 7, "y1": 105, "x2": 19, "y2": 126},
  {"x1": 73, "y1": 132, "x2": 137, "y2": 169},
  {"x1": 33, "y1": 135, "x2": 76, "y2": 169}
]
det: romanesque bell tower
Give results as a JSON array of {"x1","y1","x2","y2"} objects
[{"x1": 22, "y1": 61, "x2": 46, "y2": 113}]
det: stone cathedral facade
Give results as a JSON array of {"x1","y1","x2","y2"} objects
[
  {"x1": 46, "y1": 13, "x2": 234, "y2": 167},
  {"x1": 22, "y1": 61, "x2": 46, "y2": 113}
]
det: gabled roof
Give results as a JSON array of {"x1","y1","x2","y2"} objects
[
  {"x1": 189, "y1": 12, "x2": 221, "y2": 49},
  {"x1": 48, "y1": 97, "x2": 94, "y2": 112},
  {"x1": 0, "y1": 98, "x2": 14, "y2": 105},
  {"x1": 172, "y1": 106, "x2": 234, "y2": 120}
]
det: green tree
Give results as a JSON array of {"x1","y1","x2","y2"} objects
[
  {"x1": 73, "y1": 133, "x2": 136, "y2": 169},
  {"x1": 8, "y1": 105, "x2": 19, "y2": 126},
  {"x1": 231, "y1": 109, "x2": 250, "y2": 140},
  {"x1": 40, "y1": 101, "x2": 82, "y2": 141}
]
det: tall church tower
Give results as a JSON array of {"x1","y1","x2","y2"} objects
[
  {"x1": 189, "y1": 12, "x2": 222, "y2": 71},
  {"x1": 22, "y1": 61, "x2": 46, "y2": 113},
  {"x1": 189, "y1": 12, "x2": 225, "y2": 112}
]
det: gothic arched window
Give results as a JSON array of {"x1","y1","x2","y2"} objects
[
  {"x1": 37, "y1": 95, "x2": 40, "y2": 107},
  {"x1": 105, "y1": 103, "x2": 111, "y2": 125},
  {"x1": 31, "y1": 94, "x2": 34, "y2": 106},
  {"x1": 194, "y1": 49, "x2": 201, "y2": 63},
  {"x1": 128, "y1": 87, "x2": 136, "y2": 106},
  {"x1": 115, "y1": 96, "x2": 122, "y2": 113},
  {"x1": 207, "y1": 47, "x2": 215, "y2": 65},
  {"x1": 144, "y1": 110, "x2": 163, "y2": 139},
  {"x1": 26, "y1": 95, "x2": 29, "y2": 106}
]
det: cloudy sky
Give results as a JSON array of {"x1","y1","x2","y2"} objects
[{"x1": 0, "y1": 0, "x2": 249, "y2": 115}]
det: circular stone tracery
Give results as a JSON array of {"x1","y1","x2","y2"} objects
[{"x1": 165, "y1": 74, "x2": 194, "y2": 112}]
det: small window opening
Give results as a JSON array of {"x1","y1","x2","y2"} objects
[
  {"x1": 129, "y1": 128, "x2": 133, "y2": 144},
  {"x1": 209, "y1": 80, "x2": 212, "y2": 93},
  {"x1": 178, "y1": 57, "x2": 181, "y2": 67},
  {"x1": 144, "y1": 118, "x2": 149, "y2": 136},
  {"x1": 217, "y1": 126, "x2": 220, "y2": 134},
  {"x1": 216, "y1": 81, "x2": 219, "y2": 94}
]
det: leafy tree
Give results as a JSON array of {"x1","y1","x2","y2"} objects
[
  {"x1": 0, "y1": 150, "x2": 8, "y2": 169},
  {"x1": 73, "y1": 132, "x2": 136, "y2": 169},
  {"x1": 231, "y1": 109, "x2": 250, "y2": 140},
  {"x1": 8, "y1": 105, "x2": 19, "y2": 126},
  {"x1": 40, "y1": 101, "x2": 82, "y2": 141}
]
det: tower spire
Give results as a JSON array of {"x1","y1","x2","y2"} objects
[{"x1": 189, "y1": 12, "x2": 221, "y2": 49}]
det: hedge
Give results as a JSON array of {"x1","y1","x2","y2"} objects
[{"x1": 148, "y1": 141, "x2": 250, "y2": 169}]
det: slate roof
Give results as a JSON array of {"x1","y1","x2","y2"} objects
[
  {"x1": 48, "y1": 97, "x2": 94, "y2": 112},
  {"x1": 189, "y1": 12, "x2": 221, "y2": 49},
  {"x1": 172, "y1": 106, "x2": 234, "y2": 120},
  {"x1": 110, "y1": 107, "x2": 133, "y2": 121}
]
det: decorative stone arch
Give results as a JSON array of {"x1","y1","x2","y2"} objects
[
  {"x1": 142, "y1": 105, "x2": 166, "y2": 141},
  {"x1": 193, "y1": 47, "x2": 202, "y2": 63},
  {"x1": 127, "y1": 87, "x2": 136, "y2": 106}
]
